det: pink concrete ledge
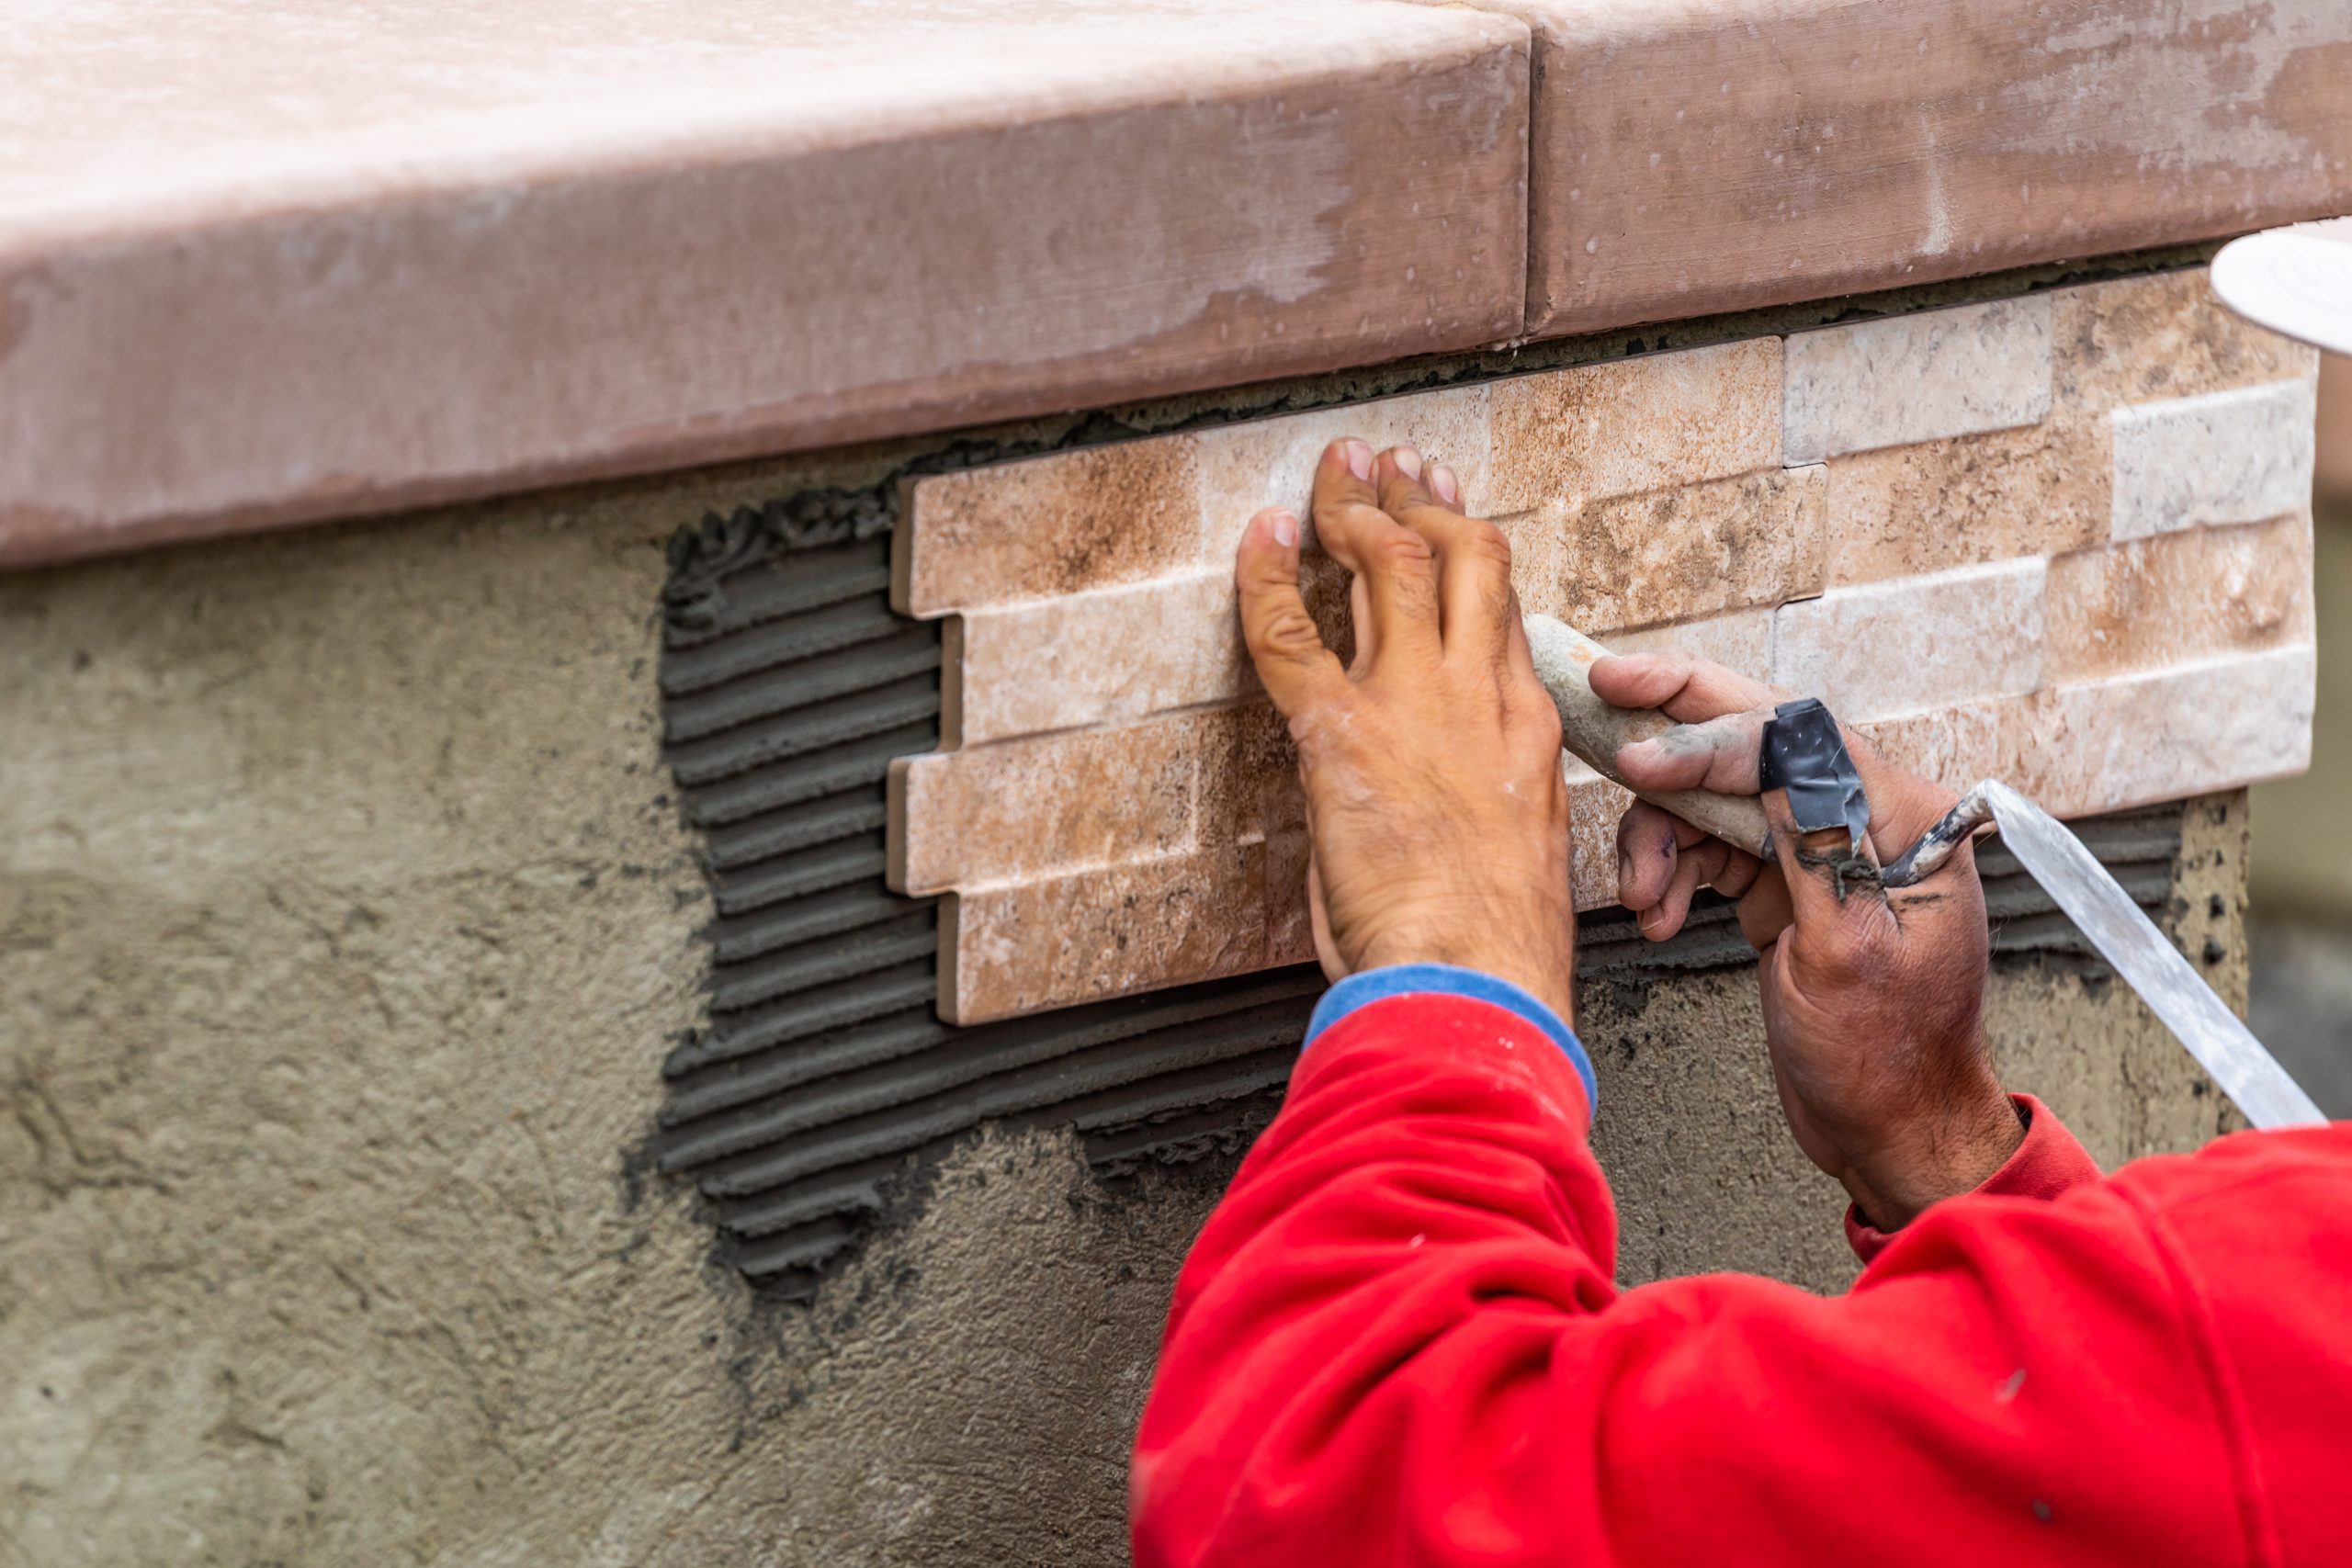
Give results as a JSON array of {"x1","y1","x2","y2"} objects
[
  {"x1": 6, "y1": 0, "x2": 2347, "y2": 569},
  {"x1": 1498, "y1": 0, "x2": 2352, "y2": 340},
  {"x1": 0, "y1": 1, "x2": 1530, "y2": 567}
]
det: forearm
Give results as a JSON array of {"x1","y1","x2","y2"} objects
[{"x1": 1132, "y1": 975, "x2": 1611, "y2": 1568}]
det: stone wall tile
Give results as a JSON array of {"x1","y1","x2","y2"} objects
[
  {"x1": 2109, "y1": 378, "x2": 2319, "y2": 541},
  {"x1": 1853, "y1": 700, "x2": 2008, "y2": 795},
  {"x1": 1485, "y1": 338, "x2": 1782, "y2": 514},
  {"x1": 1602, "y1": 608, "x2": 1778, "y2": 684},
  {"x1": 889, "y1": 722, "x2": 1199, "y2": 897},
  {"x1": 953, "y1": 570, "x2": 1250, "y2": 745},
  {"x1": 1193, "y1": 386, "x2": 1494, "y2": 560},
  {"x1": 1567, "y1": 767, "x2": 1634, "y2": 912},
  {"x1": 1997, "y1": 647, "x2": 2314, "y2": 819},
  {"x1": 2052, "y1": 269, "x2": 2318, "y2": 414},
  {"x1": 1822, "y1": 415, "x2": 2111, "y2": 587},
  {"x1": 1774, "y1": 558, "x2": 2046, "y2": 722},
  {"x1": 2045, "y1": 513, "x2": 2313, "y2": 685},
  {"x1": 1783, "y1": 298, "x2": 2052, "y2": 464},
  {"x1": 943, "y1": 843, "x2": 1271, "y2": 1023},
  {"x1": 897, "y1": 436, "x2": 1204, "y2": 617},
  {"x1": 1520, "y1": 465, "x2": 1826, "y2": 633}
]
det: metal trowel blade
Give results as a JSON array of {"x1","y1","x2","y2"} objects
[{"x1": 1977, "y1": 781, "x2": 2326, "y2": 1131}]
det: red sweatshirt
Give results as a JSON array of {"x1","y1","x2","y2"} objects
[{"x1": 1132, "y1": 969, "x2": 2352, "y2": 1566}]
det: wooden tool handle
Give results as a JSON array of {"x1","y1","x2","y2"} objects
[{"x1": 1523, "y1": 614, "x2": 1775, "y2": 861}]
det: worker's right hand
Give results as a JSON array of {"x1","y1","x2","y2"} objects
[
  {"x1": 1590, "y1": 653, "x2": 2024, "y2": 1232},
  {"x1": 1232, "y1": 439, "x2": 1578, "y2": 1031}
]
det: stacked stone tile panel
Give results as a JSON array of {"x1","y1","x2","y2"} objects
[{"x1": 894, "y1": 269, "x2": 2317, "y2": 1024}]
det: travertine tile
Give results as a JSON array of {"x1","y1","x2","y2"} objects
[
  {"x1": 890, "y1": 721, "x2": 1199, "y2": 897},
  {"x1": 943, "y1": 843, "x2": 1273, "y2": 1023},
  {"x1": 1822, "y1": 416, "x2": 2111, "y2": 587},
  {"x1": 1515, "y1": 466, "x2": 1826, "y2": 630},
  {"x1": 1783, "y1": 299, "x2": 2052, "y2": 464},
  {"x1": 1853, "y1": 700, "x2": 2008, "y2": 796},
  {"x1": 1193, "y1": 386, "x2": 1494, "y2": 560},
  {"x1": 897, "y1": 439, "x2": 1204, "y2": 617},
  {"x1": 1485, "y1": 339, "x2": 1782, "y2": 514},
  {"x1": 2052, "y1": 270, "x2": 2318, "y2": 414},
  {"x1": 952, "y1": 570, "x2": 1250, "y2": 745},
  {"x1": 1999, "y1": 648, "x2": 2314, "y2": 819},
  {"x1": 2109, "y1": 379, "x2": 2320, "y2": 541},
  {"x1": 1497, "y1": 0, "x2": 2352, "y2": 340},
  {"x1": 5, "y1": 0, "x2": 1532, "y2": 568},
  {"x1": 1774, "y1": 558, "x2": 2046, "y2": 722},
  {"x1": 1601, "y1": 607, "x2": 1778, "y2": 684},
  {"x1": 898, "y1": 272, "x2": 2322, "y2": 1020},
  {"x1": 2044, "y1": 514, "x2": 2313, "y2": 685}
]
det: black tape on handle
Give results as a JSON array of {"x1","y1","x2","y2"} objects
[{"x1": 1758, "y1": 697, "x2": 1871, "y2": 849}]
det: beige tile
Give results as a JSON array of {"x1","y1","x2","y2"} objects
[
  {"x1": 1783, "y1": 298, "x2": 2052, "y2": 464},
  {"x1": 2109, "y1": 379, "x2": 2319, "y2": 542},
  {"x1": 1774, "y1": 558, "x2": 2045, "y2": 722},
  {"x1": 942, "y1": 843, "x2": 1272, "y2": 1023},
  {"x1": 1822, "y1": 416, "x2": 2112, "y2": 587},
  {"x1": 1522, "y1": 465, "x2": 1825, "y2": 635},
  {"x1": 2052, "y1": 269, "x2": 2318, "y2": 415},
  {"x1": 952, "y1": 570, "x2": 1252, "y2": 744},
  {"x1": 1852, "y1": 700, "x2": 2008, "y2": 796},
  {"x1": 1602, "y1": 607, "x2": 1778, "y2": 684},
  {"x1": 3, "y1": 0, "x2": 1532, "y2": 568},
  {"x1": 898, "y1": 438, "x2": 1204, "y2": 617},
  {"x1": 1486, "y1": 338, "x2": 1782, "y2": 514},
  {"x1": 1498, "y1": 0, "x2": 2352, "y2": 341},
  {"x1": 1193, "y1": 703, "x2": 1306, "y2": 846},
  {"x1": 889, "y1": 722, "x2": 1198, "y2": 897},
  {"x1": 1998, "y1": 647, "x2": 2314, "y2": 818},
  {"x1": 1568, "y1": 772, "x2": 1635, "y2": 911},
  {"x1": 1192, "y1": 386, "x2": 1494, "y2": 561},
  {"x1": 2045, "y1": 514, "x2": 2313, "y2": 685}
]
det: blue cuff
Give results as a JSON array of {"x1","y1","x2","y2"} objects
[{"x1": 1304, "y1": 963, "x2": 1597, "y2": 1118}]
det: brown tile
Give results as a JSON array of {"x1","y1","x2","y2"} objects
[
  {"x1": 1529, "y1": 464, "x2": 1825, "y2": 634},
  {"x1": 1192, "y1": 386, "x2": 1494, "y2": 562},
  {"x1": 889, "y1": 721, "x2": 1198, "y2": 897},
  {"x1": 1498, "y1": 0, "x2": 2352, "y2": 340},
  {"x1": 1822, "y1": 416, "x2": 2111, "y2": 587},
  {"x1": 1192, "y1": 703, "x2": 1306, "y2": 846},
  {"x1": 2044, "y1": 513, "x2": 2313, "y2": 685},
  {"x1": 1485, "y1": 338, "x2": 1782, "y2": 514},
  {"x1": 2052, "y1": 269, "x2": 2320, "y2": 415},
  {"x1": 1567, "y1": 770, "x2": 1635, "y2": 911},
  {"x1": 951, "y1": 570, "x2": 1251, "y2": 744},
  {"x1": 942, "y1": 843, "x2": 1271, "y2": 1023},
  {"x1": 898, "y1": 438, "x2": 1204, "y2": 617}
]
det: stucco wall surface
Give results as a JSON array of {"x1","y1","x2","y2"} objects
[{"x1": 0, "y1": 481, "x2": 2245, "y2": 1565}]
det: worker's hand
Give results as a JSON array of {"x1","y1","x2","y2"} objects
[
  {"x1": 1592, "y1": 653, "x2": 2022, "y2": 1230},
  {"x1": 1235, "y1": 440, "x2": 1577, "y2": 1028}
]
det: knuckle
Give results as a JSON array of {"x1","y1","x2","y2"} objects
[
  {"x1": 1245, "y1": 604, "x2": 1325, "y2": 663},
  {"x1": 1370, "y1": 530, "x2": 1435, "y2": 576}
]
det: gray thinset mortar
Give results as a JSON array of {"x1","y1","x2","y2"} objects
[{"x1": 654, "y1": 511, "x2": 2192, "y2": 1300}]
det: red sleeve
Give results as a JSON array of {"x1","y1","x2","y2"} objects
[{"x1": 1131, "y1": 995, "x2": 2246, "y2": 1568}]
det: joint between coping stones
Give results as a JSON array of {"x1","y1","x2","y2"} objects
[{"x1": 662, "y1": 236, "x2": 2229, "y2": 604}]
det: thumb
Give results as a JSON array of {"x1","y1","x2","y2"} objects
[{"x1": 1760, "y1": 784, "x2": 1900, "y2": 953}]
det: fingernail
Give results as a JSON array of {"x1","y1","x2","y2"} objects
[
  {"x1": 1345, "y1": 440, "x2": 1374, "y2": 480},
  {"x1": 1392, "y1": 446, "x2": 1422, "y2": 480},
  {"x1": 1430, "y1": 464, "x2": 1460, "y2": 505},
  {"x1": 1269, "y1": 510, "x2": 1298, "y2": 548}
]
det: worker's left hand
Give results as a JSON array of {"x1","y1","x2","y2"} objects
[
  {"x1": 1234, "y1": 440, "x2": 1578, "y2": 1028},
  {"x1": 1594, "y1": 653, "x2": 2021, "y2": 1230}
]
